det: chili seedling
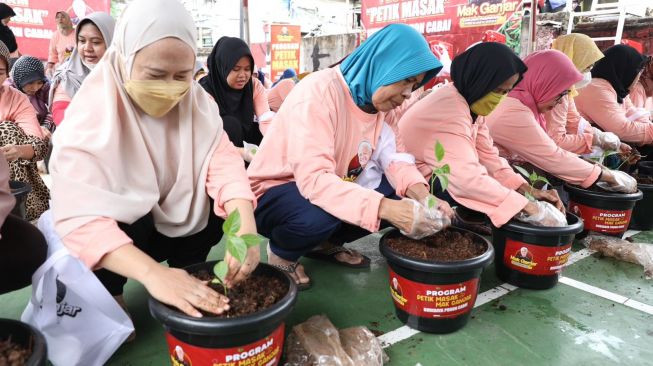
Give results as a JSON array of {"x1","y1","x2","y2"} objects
[
  {"x1": 513, "y1": 166, "x2": 550, "y2": 201},
  {"x1": 427, "y1": 140, "x2": 450, "y2": 209}
]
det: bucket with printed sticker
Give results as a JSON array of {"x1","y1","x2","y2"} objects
[
  {"x1": 492, "y1": 213, "x2": 583, "y2": 290},
  {"x1": 149, "y1": 263, "x2": 297, "y2": 366},
  {"x1": 379, "y1": 227, "x2": 493, "y2": 334},
  {"x1": 565, "y1": 184, "x2": 642, "y2": 238}
]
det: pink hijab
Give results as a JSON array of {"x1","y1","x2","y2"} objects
[
  {"x1": 509, "y1": 50, "x2": 582, "y2": 129},
  {"x1": 267, "y1": 79, "x2": 295, "y2": 112}
]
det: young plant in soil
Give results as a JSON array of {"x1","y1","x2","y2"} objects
[
  {"x1": 211, "y1": 209, "x2": 266, "y2": 296},
  {"x1": 426, "y1": 141, "x2": 450, "y2": 209},
  {"x1": 513, "y1": 166, "x2": 550, "y2": 201},
  {"x1": 0, "y1": 336, "x2": 30, "y2": 366}
]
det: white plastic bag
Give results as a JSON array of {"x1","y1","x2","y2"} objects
[{"x1": 21, "y1": 210, "x2": 134, "y2": 366}]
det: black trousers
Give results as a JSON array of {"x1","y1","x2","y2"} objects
[
  {"x1": 95, "y1": 208, "x2": 224, "y2": 296},
  {"x1": 0, "y1": 214, "x2": 47, "y2": 294}
]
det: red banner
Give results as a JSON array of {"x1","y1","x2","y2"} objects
[
  {"x1": 361, "y1": 0, "x2": 521, "y2": 57},
  {"x1": 503, "y1": 240, "x2": 572, "y2": 276},
  {"x1": 270, "y1": 24, "x2": 300, "y2": 82},
  {"x1": 2, "y1": 0, "x2": 110, "y2": 61}
]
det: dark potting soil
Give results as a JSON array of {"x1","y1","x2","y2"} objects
[
  {"x1": 193, "y1": 270, "x2": 288, "y2": 318},
  {"x1": 0, "y1": 337, "x2": 29, "y2": 366},
  {"x1": 386, "y1": 229, "x2": 486, "y2": 262},
  {"x1": 630, "y1": 173, "x2": 653, "y2": 185}
]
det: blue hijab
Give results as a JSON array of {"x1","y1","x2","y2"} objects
[
  {"x1": 272, "y1": 68, "x2": 297, "y2": 87},
  {"x1": 340, "y1": 24, "x2": 442, "y2": 107}
]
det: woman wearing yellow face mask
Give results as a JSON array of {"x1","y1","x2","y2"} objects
[
  {"x1": 544, "y1": 33, "x2": 631, "y2": 156},
  {"x1": 48, "y1": 0, "x2": 261, "y2": 323},
  {"x1": 398, "y1": 43, "x2": 566, "y2": 229}
]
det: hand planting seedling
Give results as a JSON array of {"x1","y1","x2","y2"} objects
[
  {"x1": 212, "y1": 209, "x2": 266, "y2": 295},
  {"x1": 427, "y1": 141, "x2": 450, "y2": 209},
  {"x1": 513, "y1": 166, "x2": 550, "y2": 201}
]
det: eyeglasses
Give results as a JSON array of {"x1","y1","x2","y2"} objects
[{"x1": 554, "y1": 90, "x2": 570, "y2": 104}]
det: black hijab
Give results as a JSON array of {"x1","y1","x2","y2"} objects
[
  {"x1": 0, "y1": 4, "x2": 17, "y2": 54},
  {"x1": 450, "y1": 42, "x2": 527, "y2": 109},
  {"x1": 200, "y1": 37, "x2": 254, "y2": 132},
  {"x1": 591, "y1": 44, "x2": 647, "y2": 104}
]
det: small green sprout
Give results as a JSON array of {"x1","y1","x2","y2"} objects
[
  {"x1": 513, "y1": 166, "x2": 550, "y2": 201},
  {"x1": 427, "y1": 141, "x2": 450, "y2": 209}
]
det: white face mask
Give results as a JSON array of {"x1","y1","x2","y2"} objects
[
  {"x1": 81, "y1": 60, "x2": 96, "y2": 70},
  {"x1": 575, "y1": 71, "x2": 592, "y2": 89}
]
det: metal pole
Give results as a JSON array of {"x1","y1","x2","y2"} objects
[
  {"x1": 530, "y1": 0, "x2": 537, "y2": 53},
  {"x1": 240, "y1": 0, "x2": 244, "y2": 39}
]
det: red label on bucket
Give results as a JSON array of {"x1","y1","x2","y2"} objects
[
  {"x1": 387, "y1": 269, "x2": 478, "y2": 318},
  {"x1": 503, "y1": 239, "x2": 571, "y2": 275},
  {"x1": 569, "y1": 201, "x2": 632, "y2": 234},
  {"x1": 164, "y1": 323, "x2": 284, "y2": 366}
]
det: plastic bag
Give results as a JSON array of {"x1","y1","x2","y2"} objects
[
  {"x1": 400, "y1": 198, "x2": 451, "y2": 240},
  {"x1": 284, "y1": 315, "x2": 387, "y2": 366},
  {"x1": 243, "y1": 142, "x2": 259, "y2": 163},
  {"x1": 597, "y1": 170, "x2": 638, "y2": 193},
  {"x1": 592, "y1": 128, "x2": 621, "y2": 151},
  {"x1": 581, "y1": 234, "x2": 653, "y2": 279},
  {"x1": 516, "y1": 200, "x2": 567, "y2": 227},
  {"x1": 21, "y1": 210, "x2": 134, "y2": 366}
]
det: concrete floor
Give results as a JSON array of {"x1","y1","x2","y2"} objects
[{"x1": 1, "y1": 229, "x2": 652, "y2": 365}]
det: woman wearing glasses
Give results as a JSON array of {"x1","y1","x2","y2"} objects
[
  {"x1": 575, "y1": 45, "x2": 651, "y2": 146},
  {"x1": 544, "y1": 34, "x2": 631, "y2": 156},
  {"x1": 485, "y1": 50, "x2": 635, "y2": 194}
]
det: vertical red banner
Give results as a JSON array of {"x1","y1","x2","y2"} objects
[
  {"x1": 2, "y1": 0, "x2": 111, "y2": 61},
  {"x1": 270, "y1": 24, "x2": 300, "y2": 82}
]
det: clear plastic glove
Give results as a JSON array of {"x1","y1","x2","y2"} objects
[
  {"x1": 242, "y1": 142, "x2": 258, "y2": 163},
  {"x1": 516, "y1": 200, "x2": 567, "y2": 227},
  {"x1": 400, "y1": 198, "x2": 451, "y2": 240},
  {"x1": 592, "y1": 128, "x2": 621, "y2": 151},
  {"x1": 598, "y1": 169, "x2": 638, "y2": 193}
]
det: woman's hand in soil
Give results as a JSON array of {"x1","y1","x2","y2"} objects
[
  {"x1": 618, "y1": 143, "x2": 633, "y2": 155},
  {"x1": 224, "y1": 245, "x2": 261, "y2": 287},
  {"x1": 380, "y1": 198, "x2": 449, "y2": 239},
  {"x1": 518, "y1": 201, "x2": 567, "y2": 227},
  {"x1": 530, "y1": 188, "x2": 565, "y2": 214},
  {"x1": 142, "y1": 265, "x2": 229, "y2": 317},
  {"x1": 599, "y1": 169, "x2": 637, "y2": 193}
]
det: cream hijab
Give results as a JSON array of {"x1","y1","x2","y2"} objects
[{"x1": 51, "y1": 0, "x2": 224, "y2": 237}]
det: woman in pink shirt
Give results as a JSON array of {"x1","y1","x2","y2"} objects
[
  {"x1": 575, "y1": 45, "x2": 651, "y2": 145},
  {"x1": 485, "y1": 50, "x2": 636, "y2": 194},
  {"x1": 49, "y1": 12, "x2": 115, "y2": 126},
  {"x1": 50, "y1": 0, "x2": 259, "y2": 320},
  {"x1": 45, "y1": 11, "x2": 76, "y2": 76},
  {"x1": 267, "y1": 78, "x2": 296, "y2": 112},
  {"x1": 544, "y1": 34, "x2": 630, "y2": 156},
  {"x1": 399, "y1": 42, "x2": 566, "y2": 229},
  {"x1": 0, "y1": 154, "x2": 47, "y2": 294},
  {"x1": 200, "y1": 37, "x2": 274, "y2": 162},
  {"x1": 249, "y1": 24, "x2": 452, "y2": 289},
  {"x1": 630, "y1": 56, "x2": 653, "y2": 111}
]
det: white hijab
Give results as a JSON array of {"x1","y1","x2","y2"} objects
[{"x1": 51, "y1": 0, "x2": 224, "y2": 237}]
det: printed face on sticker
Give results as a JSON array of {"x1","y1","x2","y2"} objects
[
  {"x1": 175, "y1": 346, "x2": 184, "y2": 361},
  {"x1": 358, "y1": 141, "x2": 373, "y2": 167},
  {"x1": 520, "y1": 247, "x2": 528, "y2": 257}
]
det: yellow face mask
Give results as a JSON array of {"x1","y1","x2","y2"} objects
[
  {"x1": 470, "y1": 91, "x2": 506, "y2": 116},
  {"x1": 124, "y1": 79, "x2": 190, "y2": 118}
]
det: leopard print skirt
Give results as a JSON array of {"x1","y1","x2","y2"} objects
[{"x1": 0, "y1": 121, "x2": 50, "y2": 221}]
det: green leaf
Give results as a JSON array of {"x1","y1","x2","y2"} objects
[
  {"x1": 227, "y1": 236, "x2": 247, "y2": 263},
  {"x1": 535, "y1": 176, "x2": 551, "y2": 186},
  {"x1": 426, "y1": 195, "x2": 437, "y2": 209},
  {"x1": 529, "y1": 173, "x2": 538, "y2": 184},
  {"x1": 437, "y1": 175, "x2": 449, "y2": 192},
  {"x1": 435, "y1": 141, "x2": 445, "y2": 162},
  {"x1": 524, "y1": 191, "x2": 535, "y2": 201},
  {"x1": 222, "y1": 209, "x2": 241, "y2": 236},
  {"x1": 513, "y1": 165, "x2": 531, "y2": 180},
  {"x1": 241, "y1": 233, "x2": 266, "y2": 248},
  {"x1": 213, "y1": 261, "x2": 228, "y2": 282},
  {"x1": 441, "y1": 164, "x2": 450, "y2": 174}
]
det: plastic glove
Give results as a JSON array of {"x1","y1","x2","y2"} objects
[
  {"x1": 592, "y1": 128, "x2": 621, "y2": 151},
  {"x1": 598, "y1": 170, "x2": 638, "y2": 193},
  {"x1": 421, "y1": 195, "x2": 454, "y2": 221},
  {"x1": 242, "y1": 142, "x2": 258, "y2": 163},
  {"x1": 400, "y1": 199, "x2": 450, "y2": 240},
  {"x1": 516, "y1": 201, "x2": 567, "y2": 227}
]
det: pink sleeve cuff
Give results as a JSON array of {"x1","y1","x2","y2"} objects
[
  {"x1": 487, "y1": 191, "x2": 529, "y2": 227},
  {"x1": 61, "y1": 217, "x2": 133, "y2": 269},
  {"x1": 213, "y1": 183, "x2": 257, "y2": 218},
  {"x1": 494, "y1": 170, "x2": 527, "y2": 191},
  {"x1": 580, "y1": 165, "x2": 602, "y2": 188},
  {"x1": 360, "y1": 190, "x2": 384, "y2": 232},
  {"x1": 386, "y1": 161, "x2": 428, "y2": 197}
]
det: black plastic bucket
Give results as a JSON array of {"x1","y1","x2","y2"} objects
[
  {"x1": 565, "y1": 184, "x2": 642, "y2": 237},
  {"x1": 149, "y1": 262, "x2": 297, "y2": 366},
  {"x1": 379, "y1": 227, "x2": 493, "y2": 334},
  {"x1": 491, "y1": 213, "x2": 583, "y2": 290},
  {"x1": 629, "y1": 182, "x2": 653, "y2": 230},
  {"x1": 637, "y1": 161, "x2": 653, "y2": 177},
  {"x1": 0, "y1": 318, "x2": 47, "y2": 366},
  {"x1": 9, "y1": 181, "x2": 31, "y2": 219}
]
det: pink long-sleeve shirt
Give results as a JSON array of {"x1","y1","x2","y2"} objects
[
  {"x1": 61, "y1": 133, "x2": 256, "y2": 268},
  {"x1": 48, "y1": 30, "x2": 76, "y2": 65},
  {"x1": 485, "y1": 97, "x2": 601, "y2": 188},
  {"x1": 575, "y1": 78, "x2": 653, "y2": 145},
  {"x1": 0, "y1": 85, "x2": 43, "y2": 138},
  {"x1": 398, "y1": 85, "x2": 528, "y2": 227},
  {"x1": 630, "y1": 82, "x2": 653, "y2": 110},
  {"x1": 544, "y1": 95, "x2": 594, "y2": 154},
  {"x1": 247, "y1": 67, "x2": 427, "y2": 233}
]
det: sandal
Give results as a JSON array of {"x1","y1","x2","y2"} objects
[
  {"x1": 304, "y1": 245, "x2": 371, "y2": 269},
  {"x1": 268, "y1": 261, "x2": 312, "y2": 291}
]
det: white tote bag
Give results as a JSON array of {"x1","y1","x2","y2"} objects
[{"x1": 21, "y1": 210, "x2": 134, "y2": 366}]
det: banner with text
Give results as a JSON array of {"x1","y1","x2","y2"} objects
[
  {"x1": 270, "y1": 24, "x2": 301, "y2": 81},
  {"x1": 1, "y1": 0, "x2": 110, "y2": 61}
]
